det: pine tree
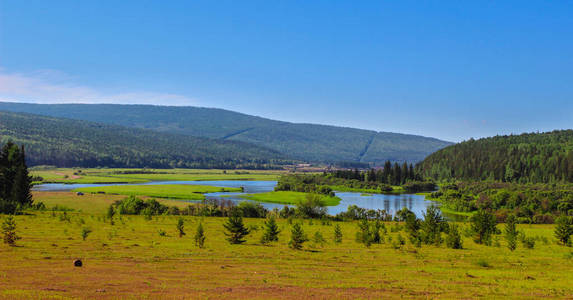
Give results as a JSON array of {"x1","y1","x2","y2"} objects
[
  {"x1": 409, "y1": 164, "x2": 415, "y2": 180},
  {"x1": 260, "y1": 216, "x2": 280, "y2": 244},
  {"x1": 505, "y1": 215, "x2": 518, "y2": 251},
  {"x1": 393, "y1": 162, "x2": 401, "y2": 185},
  {"x1": 0, "y1": 143, "x2": 33, "y2": 214},
  {"x1": 470, "y1": 210, "x2": 498, "y2": 245},
  {"x1": 13, "y1": 146, "x2": 32, "y2": 208},
  {"x1": 555, "y1": 215, "x2": 573, "y2": 246},
  {"x1": 402, "y1": 162, "x2": 409, "y2": 184},
  {"x1": 421, "y1": 206, "x2": 445, "y2": 245},
  {"x1": 194, "y1": 223, "x2": 205, "y2": 248},
  {"x1": 177, "y1": 218, "x2": 185, "y2": 238},
  {"x1": 333, "y1": 223, "x2": 343, "y2": 244},
  {"x1": 356, "y1": 219, "x2": 373, "y2": 247},
  {"x1": 288, "y1": 223, "x2": 308, "y2": 250},
  {"x1": 312, "y1": 231, "x2": 326, "y2": 247},
  {"x1": 223, "y1": 209, "x2": 250, "y2": 244},
  {"x1": 2, "y1": 216, "x2": 20, "y2": 246},
  {"x1": 446, "y1": 223, "x2": 463, "y2": 249}
]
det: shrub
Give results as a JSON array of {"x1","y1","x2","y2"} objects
[
  {"x1": 81, "y1": 227, "x2": 92, "y2": 241},
  {"x1": 296, "y1": 194, "x2": 327, "y2": 219},
  {"x1": 476, "y1": 259, "x2": 491, "y2": 268},
  {"x1": 177, "y1": 218, "x2": 185, "y2": 238},
  {"x1": 555, "y1": 215, "x2": 573, "y2": 246},
  {"x1": 237, "y1": 201, "x2": 267, "y2": 218},
  {"x1": 403, "y1": 181, "x2": 437, "y2": 193},
  {"x1": 521, "y1": 235, "x2": 535, "y2": 249}
]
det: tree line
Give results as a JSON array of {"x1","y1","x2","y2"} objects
[
  {"x1": 332, "y1": 160, "x2": 419, "y2": 185},
  {"x1": 428, "y1": 181, "x2": 573, "y2": 223},
  {"x1": 418, "y1": 130, "x2": 573, "y2": 184}
]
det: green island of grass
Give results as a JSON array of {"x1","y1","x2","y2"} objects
[
  {"x1": 73, "y1": 184, "x2": 242, "y2": 200},
  {"x1": 239, "y1": 191, "x2": 341, "y2": 206}
]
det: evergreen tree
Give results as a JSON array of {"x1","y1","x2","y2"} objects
[
  {"x1": 382, "y1": 161, "x2": 392, "y2": 184},
  {"x1": 554, "y1": 215, "x2": 573, "y2": 246},
  {"x1": 470, "y1": 210, "x2": 498, "y2": 245},
  {"x1": 260, "y1": 216, "x2": 280, "y2": 244},
  {"x1": 409, "y1": 164, "x2": 415, "y2": 181},
  {"x1": 393, "y1": 163, "x2": 401, "y2": 185},
  {"x1": 288, "y1": 223, "x2": 308, "y2": 250},
  {"x1": 194, "y1": 223, "x2": 205, "y2": 248},
  {"x1": 372, "y1": 220, "x2": 382, "y2": 244},
  {"x1": 421, "y1": 206, "x2": 446, "y2": 245},
  {"x1": 333, "y1": 223, "x2": 343, "y2": 244},
  {"x1": 312, "y1": 231, "x2": 326, "y2": 247},
  {"x1": 356, "y1": 218, "x2": 373, "y2": 247},
  {"x1": 402, "y1": 162, "x2": 409, "y2": 184},
  {"x1": 504, "y1": 215, "x2": 518, "y2": 251},
  {"x1": 223, "y1": 209, "x2": 250, "y2": 244},
  {"x1": 177, "y1": 218, "x2": 185, "y2": 238},
  {"x1": 445, "y1": 223, "x2": 463, "y2": 249},
  {"x1": 2, "y1": 216, "x2": 20, "y2": 246},
  {"x1": 405, "y1": 213, "x2": 422, "y2": 247},
  {"x1": 0, "y1": 142, "x2": 33, "y2": 214}
]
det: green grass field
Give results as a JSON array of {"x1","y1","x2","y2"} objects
[
  {"x1": 328, "y1": 185, "x2": 406, "y2": 194},
  {"x1": 1, "y1": 210, "x2": 572, "y2": 299},
  {"x1": 73, "y1": 184, "x2": 242, "y2": 200},
  {"x1": 240, "y1": 191, "x2": 341, "y2": 206},
  {"x1": 31, "y1": 168, "x2": 286, "y2": 184}
]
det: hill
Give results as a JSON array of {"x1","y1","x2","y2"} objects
[
  {"x1": 0, "y1": 102, "x2": 451, "y2": 164},
  {"x1": 0, "y1": 111, "x2": 290, "y2": 169},
  {"x1": 418, "y1": 130, "x2": 573, "y2": 183}
]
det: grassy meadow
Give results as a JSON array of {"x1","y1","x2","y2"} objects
[
  {"x1": 1, "y1": 208, "x2": 572, "y2": 299},
  {"x1": 73, "y1": 184, "x2": 242, "y2": 201},
  {"x1": 31, "y1": 168, "x2": 286, "y2": 184},
  {"x1": 240, "y1": 191, "x2": 341, "y2": 206},
  {"x1": 12, "y1": 170, "x2": 573, "y2": 299}
]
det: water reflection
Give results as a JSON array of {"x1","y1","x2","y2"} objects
[{"x1": 33, "y1": 180, "x2": 442, "y2": 218}]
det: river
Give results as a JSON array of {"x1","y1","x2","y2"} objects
[{"x1": 33, "y1": 180, "x2": 439, "y2": 218}]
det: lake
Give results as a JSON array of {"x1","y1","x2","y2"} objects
[{"x1": 33, "y1": 180, "x2": 439, "y2": 218}]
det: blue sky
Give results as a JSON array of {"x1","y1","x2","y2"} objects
[{"x1": 0, "y1": 1, "x2": 572, "y2": 142}]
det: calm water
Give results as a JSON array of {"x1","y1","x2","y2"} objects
[{"x1": 33, "y1": 180, "x2": 439, "y2": 218}]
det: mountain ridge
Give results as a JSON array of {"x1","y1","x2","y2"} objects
[
  {"x1": 0, "y1": 110, "x2": 290, "y2": 169},
  {"x1": 0, "y1": 101, "x2": 452, "y2": 164}
]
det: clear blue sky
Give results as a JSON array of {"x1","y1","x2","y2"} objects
[{"x1": 1, "y1": 1, "x2": 572, "y2": 142}]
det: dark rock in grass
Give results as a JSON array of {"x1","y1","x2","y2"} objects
[{"x1": 74, "y1": 259, "x2": 83, "y2": 267}]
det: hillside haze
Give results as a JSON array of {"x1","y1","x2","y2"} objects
[
  {"x1": 0, "y1": 102, "x2": 451, "y2": 164},
  {"x1": 0, "y1": 111, "x2": 289, "y2": 169}
]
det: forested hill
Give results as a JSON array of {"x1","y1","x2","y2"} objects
[
  {"x1": 0, "y1": 102, "x2": 451, "y2": 164},
  {"x1": 0, "y1": 111, "x2": 291, "y2": 169},
  {"x1": 418, "y1": 130, "x2": 573, "y2": 183}
]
